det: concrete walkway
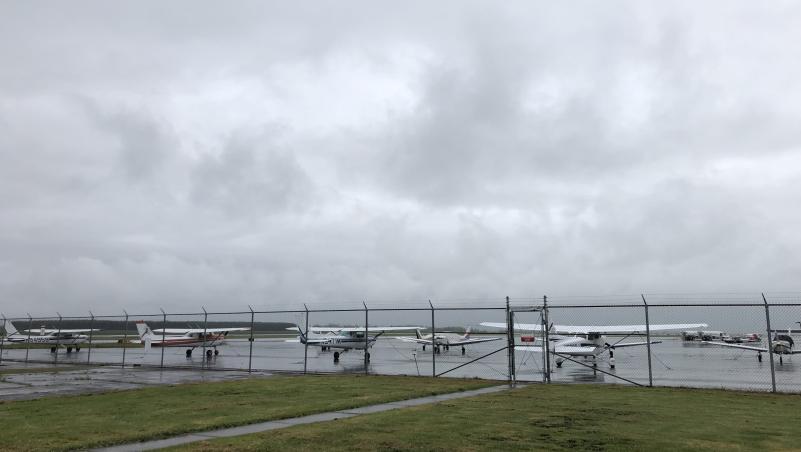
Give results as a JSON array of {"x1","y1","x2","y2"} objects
[{"x1": 95, "y1": 384, "x2": 512, "y2": 451}]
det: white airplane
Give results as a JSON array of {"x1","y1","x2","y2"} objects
[
  {"x1": 481, "y1": 321, "x2": 708, "y2": 369},
  {"x1": 1, "y1": 320, "x2": 99, "y2": 354},
  {"x1": 704, "y1": 330, "x2": 800, "y2": 365},
  {"x1": 135, "y1": 321, "x2": 249, "y2": 358},
  {"x1": 396, "y1": 328, "x2": 502, "y2": 355},
  {"x1": 294, "y1": 325, "x2": 420, "y2": 362},
  {"x1": 285, "y1": 326, "x2": 339, "y2": 351}
]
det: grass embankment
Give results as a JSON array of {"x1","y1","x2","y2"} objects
[
  {"x1": 0, "y1": 374, "x2": 492, "y2": 451},
  {"x1": 171, "y1": 384, "x2": 801, "y2": 452}
]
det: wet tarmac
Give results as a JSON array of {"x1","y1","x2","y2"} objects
[
  {"x1": 0, "y1": 364, "x2": 269, "y2": 401},
  {"x1": 2, "y1": 337, "x2": 800, "y2": 395}
]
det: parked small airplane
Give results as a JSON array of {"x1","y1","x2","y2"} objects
[
  {"x1": 704, "y1": 330, "x2": 800, "y2": 365},
  {"x1": 135, "y1": 321, "x2": 249, "y2": 358},
  {"x1": 396, "y1": 328, "x2": 502, "y2": 355},
  {"x1": 481, "y1": 322, "x2": 708, "y2": 369},
  {"x1": 1, "y1": 320, "x2": 98, "y2": 354},
  {"x1": 285, "y1": 326, "x2": 340, "y2": 351},
  {"x1": 294, "y1": 325, "x2": 420, "y2": 362}
]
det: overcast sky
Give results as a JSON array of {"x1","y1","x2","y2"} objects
[{"x1": 1, "y1": 1, "x2": 801, "y2": 316}]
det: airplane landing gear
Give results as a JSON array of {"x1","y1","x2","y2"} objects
[
  {"x1": 214, "y1": 348, "x2": 219, "y2": 356},
  {"x1": 609, "y1": 349, "x2": 615, "y2": 369},
  {"x1": 435, "y1": 346, "x2": 441, "y2": 354},
  {"x1": 334, "y1": 351, "x2": 340, "y2": 362},
  {"x1": 75, "y1": 347, "x2": 80, "y2": 352},
  {"x1": 66, "y1": 347, "x2": 73, "y2": 354},
  {"x1": 365, "y1": 352, "x2": 371, "y2": 362},
  {"x1": 206, "y1": 349, "x2": 213, "y2": 359},
  {"x1": 461, "y1": 347, "x2": 466, "y2": 355},
  {"x1": 780, "y1": 355, "x2": 784, "y2": 365},
  {"x1": 186, "y1": 349, "x2": 193, "y2": 358},
  {"x1": 555, "y1": 358, "x2": 564, "y2": 368},
  {"x1": 422, "y1": 345, "x2": 426, "y2": 351},
  {"x1": 758, "y1": 352, "x2": 763, "y2": 363},
  {"x1": 50, "y1": 347, "x2": 57, "y2": 354}
]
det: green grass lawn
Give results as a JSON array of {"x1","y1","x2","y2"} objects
[
  {"x1": 167, "y1": 384, "x2": 801, "y2": 452},
  {"x1": 0, "y1": 374, "x2": 492, "y2": 451}
]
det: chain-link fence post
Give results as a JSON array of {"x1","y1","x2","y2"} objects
[
  {"x1": 0, "y1": 315, "x2": 6, "y2": 366},
  {"x1": 641, "y1": 294, "x2": 653, "y2": 387},
  {"x1": 762, "y1": 293, "x2": 777, "y2": 393},
  {"x1": 25, "y1": 314, "x2": 32, "y2": 364},
  {"x1": 248, "y1": 305, "x2": 255, "y2": 374},
  {"x1": 87, "y1": 311, "x2": 95, "y2": 365},
  {"x1": 202, "y1": 307, "x2": 208, "y2": 368},
  {"x1": 542, "y1": 295, "x2": 551, "y2": 383},
  {"x1": 160, "y1": 308, "x2": 167, "y2": 369},
  {"x1": 54, "y1": 312, "x2": 62, "y2": 365},
  {"x1": 304, "y1": 304, "x2": 310, "y2": 374},
  {"x1": 121, "y1": 311, "x2": 129, "y2": 369},
  {"x1": 363, "y1": 301, "x2": 369, "y2": 375},
  {"x1": 505, "y1": 297, "x2": 514, "y2": 386},
  {"x1": 429, "y1": 300, "x2": 436, "y2": 377}
]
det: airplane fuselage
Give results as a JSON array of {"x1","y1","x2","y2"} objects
[
  {"x1": 5, "y1": 334, "x2": 89, "y2": 345},
  {"x1": 147, "y1": 333, "x2": 228, "y2": 348}
]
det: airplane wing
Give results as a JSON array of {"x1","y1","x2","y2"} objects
[
  {"x1": 608, "y1": 340, "x2": 662, "y2": 348},
  {"x1": 481, "y1": 322, "x2": 546, "y2": 331},
  {"x1": 27, "y1": 329, "x2": 100, "y2": 334},
  {"x1": 153, "y1": 327, "x2": 249, "y2": 334},
  {"x1": 310, "y1": 326, "x2": 421, "y2": 333},
  {"x1": 396, "y1": 337, "x2": 433, "y2": 345},
  {"x1": 513, "y1": 345, "x2": 595, "y2": 356},
  {"x1": 480, "y1": 322, "x2": 708, "y2": 334},
  {"x1": 702, "y1": 341, "x2": 768, "y2": 353},
  {"x1": 448, "y1": 337, "x2": 502, "y2": 346},
  {"x1": 553, "y1": 345, "x2": 598, "y2": 356},
  {"x1": 285, "y1": 338, "x2": 330, "y2": 344}
]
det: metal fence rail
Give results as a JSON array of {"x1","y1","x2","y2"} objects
[{"x1": 2, "y1": 293, "x2": 801, "y2": 393}]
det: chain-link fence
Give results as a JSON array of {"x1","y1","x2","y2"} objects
[{"x1": 2, "y1": 294, "x2": 801, "y2": 393}]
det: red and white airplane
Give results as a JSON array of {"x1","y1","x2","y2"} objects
[{"x1": 135, "y1": 321, "x2": 249, "y2": 358}]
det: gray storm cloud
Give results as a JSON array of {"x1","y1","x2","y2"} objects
[{"x1": 1, "y1": 1, "x2": 800, "y2": 315}]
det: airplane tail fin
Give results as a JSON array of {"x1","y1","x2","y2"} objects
[
  {"x1": 296, "y1": 325, "x2": 308, "y2": 345},
  {"x1": 135, "y1": 321, "x2": 153, "y2": 351},
  {"x1": 3, "y1": 320, "x2": 19, "y2": 336},
  {"x1": 135, "y1": 321, "x2": 154, "y2": 340},
  {"x1": 416, "y1": 328, "x2": 423, "y2": 339},
  {"x1": 464, "y1": 327, "x2": 471, "y2": 339}
]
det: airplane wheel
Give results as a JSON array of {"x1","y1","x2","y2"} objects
[
  {"x1": 66, "y1": 347, "x2": 72, "y2": 353},
  {"x1": 556, "y1": 361, "x2": 563, "y2": 368},
  {"x1": 422, "y1": 345, "x2": 426, "y2": 351},
  {"x1": 186, "y1": 349, "x2": 192, "y2": 358},
  {"x1": 435, "y1": 347, "x2": 441, "y2": 354},
  {"x1": 758, "y1": 353, "x2": 763, "y2": 362},
  {"x1": 50, "y1": 347, "x2": 57, "y2": 353},
  {"x1": 780, "y1": 356, "x2": 784, "y2": 365},
  {"x1": 334, "y1": 351, "x2": 340, "y2": 362},
  {"x1": 76, "y1": 347, "x2": 80, "y2": 352},
  {"x1": 445, "y1": 346, "x2": 449, "y2": 351},
  {"x1": 461, "y1": 347, "x2": 466, "y2": 355},
  {"x1": 206, "y1": 350, "x2": 213, "y2": 359},
  {"x1": 214, "y1": 349, "x2": 219, "y2": 356}
]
